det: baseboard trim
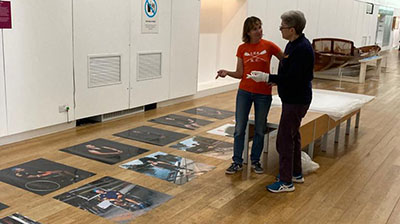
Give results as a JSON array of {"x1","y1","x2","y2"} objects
[{"x1": 0, "y1": 121, "x2": 76, "y2": 146}]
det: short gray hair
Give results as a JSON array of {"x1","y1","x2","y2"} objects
[{"x1": 281, "y1": 10, "x2": 306, "y2": 35}]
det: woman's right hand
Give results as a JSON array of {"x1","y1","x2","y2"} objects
[{"x1": 216, "y1": 70, "x2": 228, "y2": 79}]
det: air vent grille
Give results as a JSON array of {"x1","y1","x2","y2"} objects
[
  {"x1": 137, "y1": 52, "x2": 162, "y2": 81},
  {"x1": 88, "y1": 55, "x2": 121, "y2": 87}
]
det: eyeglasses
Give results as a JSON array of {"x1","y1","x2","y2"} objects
[{"x1": 279, "y1": 26, "x2": 292, "y2": 31}]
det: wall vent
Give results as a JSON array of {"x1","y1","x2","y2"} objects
[
  {"x1": 88, "y1": 55, "x2": 122, "y2": 88},
  {"x1": 77, "y1": 106, "x2": 144, "y2": 126},
  {"x1": 102, "y1": 107, "x2": 144, "y2": 121},
  {"x1": 137, "y1": 52, "x2": 162, "y2": 81}
]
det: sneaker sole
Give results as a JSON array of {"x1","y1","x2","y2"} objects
[
  {"x1": 276, "y1": 177, "x2": 305, "y2": 183},
  {"x1": 267, "y1": 186, "x2": 295, "y2": 193},
  {"x1": 251, "y1": 165, "x2": 264, "y2": 174},
  {"x1": 225, "y1": 168, "x2": 243, "y2": 174},
  {"x1": 253, "y1": 169, "x2": 264, "y2": 174},
  {"x1": 292, "y1": 177, "x2": 304, "y2": 183}
]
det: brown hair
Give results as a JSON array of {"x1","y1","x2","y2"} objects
[{"x1": 242, "y1": 16, "x2": 262, "y2": 43}]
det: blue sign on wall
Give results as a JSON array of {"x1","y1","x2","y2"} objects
[{"x1": 144, "y1": 0, "x2": 157, "y2": 18}]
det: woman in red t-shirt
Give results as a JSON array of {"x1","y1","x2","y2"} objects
[{"x1": 216, "y1": 16, "x2": 283, "y2": 174}]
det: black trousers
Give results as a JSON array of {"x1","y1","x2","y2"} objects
[{"x1": 277, "y1": 103, "x2": 310, "y2": 183}]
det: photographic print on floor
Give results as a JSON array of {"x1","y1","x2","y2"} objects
[
  {"x1": 0, "y1": 158, "x2": 95, "y2": 196},
  {"x1": 120, "y1": 151, "x2": 215, "y2": 185},
  {"x1": 206, "y1": 123, "x2": 235, "y2": 137},
  {"x1": 0, "y1": 202, "x2": 8, "y2": 211},
  {"x1": 54, "y1": 176, "x2": 172, "y2": 224},
  {"x1": 0, "y1": 213, "x2": 42, "y2": 224},
  {"x1": 170, "y1": 136, "x2": 233, "y2": 160},
  {"x1": 60, "y1": 138, "x2": 149, "y2": 165},
  {"x1": 114, "y1": 126, "x2": 189, "y2": 146},
  {"x1": 183, "y1": 106, "x2": 234, "y2": 120},
  {"x1": 149, "y1": 114, "x2": 213, "y2": 130}
]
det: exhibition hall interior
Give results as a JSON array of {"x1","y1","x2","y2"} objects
[{"x1": 0, "y1": 0, "x2": 399, "y2": 223}]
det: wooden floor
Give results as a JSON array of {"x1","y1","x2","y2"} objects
[{"x1": 0, "y1": 51, "x2": 400, "y2": 224}]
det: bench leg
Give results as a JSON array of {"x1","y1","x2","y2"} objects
[
  {"x1": 359, "y1": 62, "x2": 367, "y2": 83},
  {"x1": 346, "y1": 118, "x2": 352, "y2": 135},
  {"x1": 355, "y1": 111, "x2": 361, "y2": 128},
  {"x1": 308, "y1": 141, "x2": 315, "y2": 159},
  {"x1": 376, "y1": 58, "x2": 382, "y2": 76},
  {"x1": 308, "y1": 121, "x2": 317, "y2": 158},
  {"x1": 335, "y1": 125, "x2": 340, "y2": 143},
  {"x1": 322, "y1": 133, "x2": 328, "y2": 152}
]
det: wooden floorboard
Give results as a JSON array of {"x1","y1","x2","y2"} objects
[{"x1": 0, "y1": 51, "x2": 399, "y2": 223}]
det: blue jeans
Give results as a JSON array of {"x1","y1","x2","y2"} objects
[{"x1": 232, "y1": 89, "x2": 272, "y2": 164}]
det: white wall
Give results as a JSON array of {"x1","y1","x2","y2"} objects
[
  {"x1": 368, "y1": 0, "x2": 400, "y2": 8},
  {"x1": 3, "y1": 0, "x2": 74, "y2": 135},
  {"x1": 198, "y1": 34, "x2": 219, "y2": 84},
  {"x1": 0, "y1": 0, "x2": 201, "y2": 142},
  {"x1": 0, "y1": 32, "x2": 7, "y2": 137},
  {"x1": 264, "y1": 0, "x2": 297, "y2": 73},
  {"x1": 391, "y1": 9, "x2": 400, "y2": 48},
  {"x1": 219, "y1": 1, "x2": 247, "y2": 71},
  {"x1": 256, "y1": 0, "x2": 378, "y2": 46},
  {"x1": 74, "y1": 0, "x2": 199, "y2": 116},
  {"x1": 197, "y1": 0, "x2": 386, "y2": 84},
  {"x1": 365, "y1": 4, "x2": 379, "y2": 45},
  {"x1": 198, "y1": 0, "x2": 246, "y2": 90},
  {"x1": 73, "y1": 0, "x2": 131, "y2": 119},
  {"x1": 246, "y1": 0, "x2": 381, "y2": 71},
  {"x1": 197, "y1": 0, "x2": 221, "y2": 86},
  {"x1": 169, "y1": 0, "x2": 201, "y2": 99}
]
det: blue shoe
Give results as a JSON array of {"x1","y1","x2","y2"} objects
[
  {"x1": 267, "y1": 181, "x2": 295, "y2": 193},
  {"x1": 276, "y1": 174, "x2": 304, "y2": 183}
]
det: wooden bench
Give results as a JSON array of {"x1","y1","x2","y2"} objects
[{"x1": 243, "y1": 107, "x2": 361, "y2": 163}]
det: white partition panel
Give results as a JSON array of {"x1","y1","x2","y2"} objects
[
  {"x1": 198, "y1": 34, "x2": 219, "y2": 84},
  {"x1": 3, "y1": 0, "x2": 74, "y2": 135},
  {"x1": 248, "y1": 0, "x2": 382, "y2": 48},
  {"x1": 130, "y1": 0, "x2": 171, "y2": 108},
  {"x1": 219, "y1": 1, "x2": 247, "y2": 70},
  {"x1": 297, "y1": 0, "x2": 321, "y2": 41},
  {"x1": 0, "y1": 33, "x2": 7, "y2": 137},
  {"x1": 315, "y1": 0, "x2": 339, "y2": 37},
  {"x1": 73, "y1": 0, "x2": 130, "y2": 119},
  {"x1": 198, "y1": 0, "x2": 222, "y2": 87},
  {"x1": 354, "y1": 2, "x2": 366, "y2": 46},
  {"x1": 198, "y1": 0, "x2": 245, "y2": 90},
  {"x1": 169, "y1": 0, "x2": 200, "y2": 99},
  {"x1": 335, "y1": 0, "x2": 355, "y2": 40},
  {"x1": 262, "y1": 0, "x2": 295, "y2": 72}
]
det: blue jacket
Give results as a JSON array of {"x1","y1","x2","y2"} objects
[{"x1": 269, "y1": 34, "x2": 314, "y2": 104}]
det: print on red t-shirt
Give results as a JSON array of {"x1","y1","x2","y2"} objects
[{"x1": 236, "y1": 39, "x2": 281, "y2": 95}]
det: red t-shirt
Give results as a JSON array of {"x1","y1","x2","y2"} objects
[{"x1": 236, "y1": 39, "x2": 281, "y2": 95}]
